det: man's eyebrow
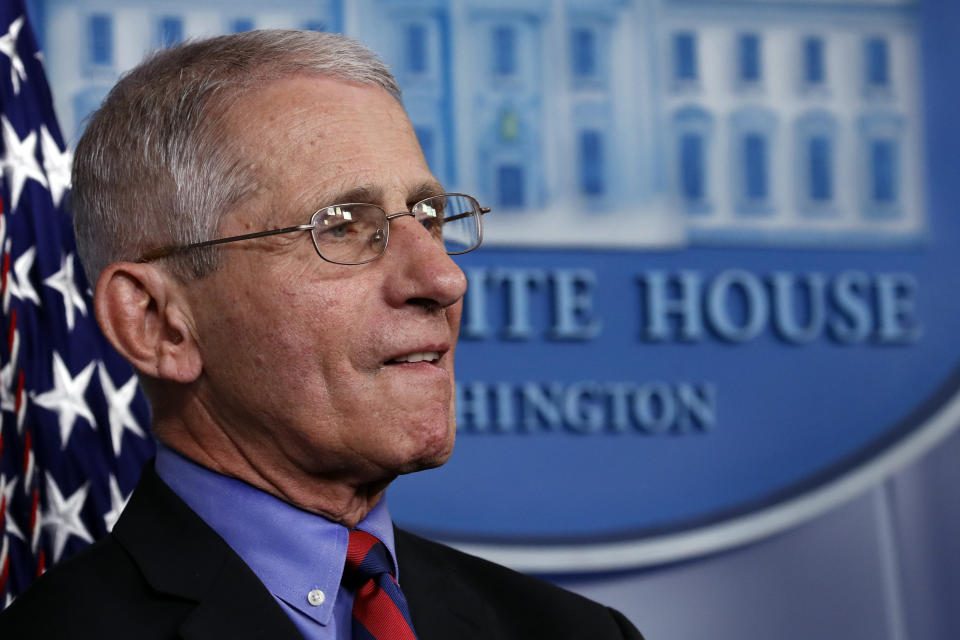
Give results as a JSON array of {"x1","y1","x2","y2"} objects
[
  {"x1": 317, "y1": 182, "x2": 446, "y2": 210},
  {"x1": 323, "y1": 184, "x2": 384, "y2": 206},
  {"x1": 407, "y1": 181, "x2": 446, "y2": 205}
]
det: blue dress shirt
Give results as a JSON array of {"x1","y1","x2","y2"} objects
[{"x1": 155, "y1": 445, "x2": 398, "y2": 640}]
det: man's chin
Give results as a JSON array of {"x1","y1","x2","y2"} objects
[
  {"x1": 399, "y1": 431, "x2": 456, "y2": 475},
  {"x1": 398, "y1": 457, "x2": 449, "y2": 477}
]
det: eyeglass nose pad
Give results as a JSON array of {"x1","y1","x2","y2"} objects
[{"x1": 370, "y1": 227, "x2": 387, "y2": 253}]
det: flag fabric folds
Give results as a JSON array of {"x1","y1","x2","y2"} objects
[{"x1": 0, "y1": 0, "x2": 153, "y2": 608}]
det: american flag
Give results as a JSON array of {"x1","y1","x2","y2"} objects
[{"x1": 0, "y1": 0, "x2": 153, "y2": 608}]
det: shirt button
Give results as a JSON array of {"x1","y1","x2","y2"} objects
[{"x1": 307, "y1": 589, "x2": 326, "y2": 606}]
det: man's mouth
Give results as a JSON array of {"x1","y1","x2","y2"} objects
[{"x1": 386, "y1": 351, "x2": 441, "y2": 365}]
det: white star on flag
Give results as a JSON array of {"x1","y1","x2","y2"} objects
[
  {"x1": 0, "y1": 115, "x2": 47, "y2": 210},
  {"x1": 0, "y1": 358, "x2": 16, "y2": 413},
  {"x1": 39, "y1": 125, "x2": 72, "y2": 208},
  {"x1": 43, "y1": 252, "x2": 87, "y2": 331},
  {"x1": 0, "y1": 5, "x2": 155, "y2": 606},
  {"x1": 31, "y1": 352, "x2": 96, "y2": 449},
  {"x1": 0, "y1": 16, "x2": 26, "y2": 94},
  {"x1": 1, "y1": 474, "x2": 25, "y2": 541},
  {"x1": 98, "y1": 364, "x2": 145, "y2": 456},
  {"x1": 103, "y1": 475, "x2": 131, "y2": 532},
  {"x1": 41, "y1": 472, "x2": 93, "y2": 563},
  {"x1": 0, "y1": 318, "x2": 20, "y2": 414},
  {"x1": 0, "y1": 237, "x2": 9, "y2": 312},
  {"x1": 8, "y1": 244, "x2": 39, "y2": 305},
  {"x1": 0, "y1": 538, "x2": 7, "y2": 592}
]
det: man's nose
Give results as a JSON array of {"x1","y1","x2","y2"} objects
[{"x1": 383, "y1": 214, "x2": 468, "y2": 310}]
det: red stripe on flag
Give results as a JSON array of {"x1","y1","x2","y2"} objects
[
  {"x1": 15, "y1": 369, "x2": 24, "y2": 414},
  {"x1": 0, "y1": 555, "x2": 9, "y2": 596},
  {"x1": 6, "y1": 308, "x2": 16, "y2": 351},
  {"x1": 1, "y1": 250, "x2": 9, "y2": 300}
]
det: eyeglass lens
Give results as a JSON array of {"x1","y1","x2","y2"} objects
[{"x1": 309, "y1": 194, "x2": 481, "y2": 264}]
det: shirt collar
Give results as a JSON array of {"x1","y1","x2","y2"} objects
[{"x1": 155, "y1": 444, "x2": 397, "y2": 626}]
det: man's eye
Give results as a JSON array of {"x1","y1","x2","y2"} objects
[{"x1": 324, "y1": 223, "x2": 353, "y2": 239}]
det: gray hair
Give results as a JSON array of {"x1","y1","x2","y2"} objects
[{"x1": 72, "y1": 29, "x2": 402, "y2": 282}]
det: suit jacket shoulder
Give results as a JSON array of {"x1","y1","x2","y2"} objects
[
  {"x1": 0, "y1": 466, "x2": 644, "y2": 640},
  {"x1": 0, "y1": 465, "x2": 302, "y2": 640},
  {"x1": 396, "y1": 529, "x2": 644, "y2": 640}
]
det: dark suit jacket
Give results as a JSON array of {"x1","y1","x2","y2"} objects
[{"x1": 0, "y1": 466, "x2": 643, "y2": 639}]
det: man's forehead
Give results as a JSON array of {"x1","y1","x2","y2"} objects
[
  {"x1": 214, "y1": 75, "x2": 437, "y2": 226},
  {"x1": 224, "y1": 74, "x2": 402, "y2": 129},
  {"x1": 214, "y1": 78, "x2": 399, "y2": 183}
]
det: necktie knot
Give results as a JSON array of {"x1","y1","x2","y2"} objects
[
  {"x1": 344, "y1": 530, "x2": 418, "y2": 640},
  {"x1": 344, "y1": 529, "x2": 395, "y2": 588}
]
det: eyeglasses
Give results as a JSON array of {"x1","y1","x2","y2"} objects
[{"x1": 136, "y1": 193, "x2": 490, "y2": 265}]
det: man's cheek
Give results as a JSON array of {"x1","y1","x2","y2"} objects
[{"x1": 447, "y1": 299, "x2": 464, "y2": 340}]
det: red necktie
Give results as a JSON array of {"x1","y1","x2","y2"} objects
[{"x1": 344, "y1": 530, "x2": 418, "y2": 640}]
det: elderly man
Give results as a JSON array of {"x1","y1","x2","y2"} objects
[{"x1": 0, "y1": 30, "x2": 642, "y2": 639}]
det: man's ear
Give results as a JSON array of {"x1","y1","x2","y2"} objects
[{"x1": 94, "y1": 262, "x2": 203, "y2": 384}]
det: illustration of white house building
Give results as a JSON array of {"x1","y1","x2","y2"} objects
[{"x1": 26, "y1": 0, "x2": 925, "y2": 249}]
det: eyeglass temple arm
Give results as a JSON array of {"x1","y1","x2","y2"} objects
[
  {"x1": 137, "y1": 207, "x2": 490, "y2": 262},
  {"x1": 136, "y1": 224, "x2": 316, "y2": 263},
  {"x1": 443, "y1": 207, "x2": 490, "y2": 224}
]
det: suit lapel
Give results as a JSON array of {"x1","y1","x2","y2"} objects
[
  {"x1": 395, "y1": 529, "x2": 494, "y2": 640},
  {"x1": 114, "y1": 467, "x2": 498, "y2": 640},
  {"x1": 178, "y1": 553, "x2": 302, "y2": 640},
  {"x1": 113, "y1": 465, "x2": 303, "y2": 640}
]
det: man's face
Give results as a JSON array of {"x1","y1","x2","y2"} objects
[{"x1": 182, "y1": 76, "x2": 467, "y2": 499}]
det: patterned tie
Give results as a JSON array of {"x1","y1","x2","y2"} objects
[{"x1": 344, "y1": 530, "x2": 419, "y2": 640}]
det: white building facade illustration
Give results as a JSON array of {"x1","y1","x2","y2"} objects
[{"x1": 28, "y1": 0, "x2": 924, "y2": 249}]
